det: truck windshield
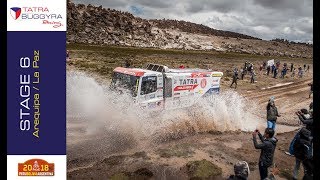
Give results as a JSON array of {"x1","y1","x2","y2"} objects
[{"x1": 110, "y1": 72, "x2": 139, "y2": 97}]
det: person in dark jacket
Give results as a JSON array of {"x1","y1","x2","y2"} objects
[
  {"x1": 230, "y1": 71, "x2": 239, "y2": 89},
  {"x1": 266, "y1": 97, "x2": 281, "y2": 130},
  {"x1": 292, "y1": 127, "x2": 313, "y2": 180},
  {"x1": 266, "y1": 65, "x2": 271, "y2": 76},
  {"x1": 296, "y1": 109, "x2": 313, "y2": 137},
  {"x1": 273, "y1": 68, "x2": 278, "y2": 78},
  {"x1": 271, "y1": 64, "x2": 275, "y2": 74},
  {"x1": 252, "y1": 128, "x2": 278, "y2": 180},
  {"x1": 290, "y1": 63, "x2": 294, "y2": 72},
  {"x1": 250, "y1": 71, "x2": 256, "y2": 83}
]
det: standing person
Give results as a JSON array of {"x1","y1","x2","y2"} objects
[
  {"x1": 308, "y1": 82, "x2": 313, "y2": 98},
  {"x1": 251, "y1": 71, "x2": 256, "y2": 83},
  {"x1": 280, "y1": 67, "x2": 285, "y2": 78},
  {"x1": 271, "y1": 64, "x2": 275, "y2": 74},
  {"x1": 266, "y1": 97, "x2": 280, "y2": 130},
  {"x1": 252, "y1": 128, "x2": 278, "y2": 180},
  {"x1": 290, "y1": 63, "x2": 294, "y2": 72},
  {"x1": 298, "y1": 66, "x2": 303, "y2": 78},
  {"x1": 241, "y1": 68, "x2": 245, "y2": 80},
  {"x1": 306, "y1": 65, "x2": 310, "y2": 72},
  {"x1": 303, "y1": 64, "x2": 306, "y2": 71},
  {"x1": 266, "y1": 65, "x2": 271, "y2": 76},
  {"x1": 292, "y1": 127, "x2": 313, "y2": 180},
  {"x1": 259, "y1": 65, "x2": 263, "y2": 72},
  {"x1": 273, "y1": 68, "x2": 278, "y2": 78},
  {"x1": 291, "y1": 68, "x2": 296, "y2": 77},
  {"x1": 230, "y1": 71, "x2": 239, "y2": 89}
]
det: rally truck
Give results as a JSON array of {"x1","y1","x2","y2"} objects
[{"x1": 110, "y1": 63, "x2": 223, "y2": 111}]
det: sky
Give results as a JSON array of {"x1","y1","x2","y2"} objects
[{"x1": 73, "y1": 0, "x2": 313, "y2": 43}]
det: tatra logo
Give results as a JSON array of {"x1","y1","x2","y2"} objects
[
  {"x1": 18, "y1": 159, "x2": 54, "y2": 176},
  {"x1": 10, "y1": 7, "x2": 21, "y2": 20},
  {"x1": 9, "y1": 6, "x2": 63, "y2": 28},
  {"x1": 179, "y1": 78, "x2": 198, "y2": 85}
]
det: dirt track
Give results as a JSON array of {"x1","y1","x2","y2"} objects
[{"x1": 66, "y1": 46, "x2": 312, "y2": 180}]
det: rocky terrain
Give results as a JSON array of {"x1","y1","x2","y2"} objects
[{"x1": 67, "y1": 2, "x2": 312, "y2": 59}]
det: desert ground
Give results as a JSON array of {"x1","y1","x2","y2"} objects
[{"x1": 66, "y1": 44, "x2": 312, "y2": 180}]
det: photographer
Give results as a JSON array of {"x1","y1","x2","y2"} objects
[
  {"x1": 252, "y1": 128, "x2": 278, "y2": 180},
  {"x1": 296, "y1": 108, "x2": 313, "y2": 137}
]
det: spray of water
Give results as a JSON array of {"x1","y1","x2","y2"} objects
[{"x1": 67, "y1": 70, "x2": 265, "y2": 144}]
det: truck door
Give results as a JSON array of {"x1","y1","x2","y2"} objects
[{"x1": 138, "y1": 76, "x2": 163, "y2": 110}]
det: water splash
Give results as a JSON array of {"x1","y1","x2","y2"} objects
[{"x1": 67, "y1": 70, "x2": 264, "y2": 143}]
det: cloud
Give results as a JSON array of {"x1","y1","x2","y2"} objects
[{"x1": 72, "y1": 0, "x2": 313, "y2": 43}]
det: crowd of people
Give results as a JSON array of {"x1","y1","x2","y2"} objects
[
  {"x1": 228, "y1": 96, "x2": 313, "y2": 180},
  {"x1": 230, "y1": 61, "x2": 311, "y2": 89}
]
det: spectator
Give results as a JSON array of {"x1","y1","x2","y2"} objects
[
  {"x1": 266, "y1": 96, "x2": 281, "y2": 130},
  {"x1": 292, "y1": 127, "x2": 313, "y2": 180},
  {"x1": 260, "y1": 65, "x2": 263, "y2": 72},
  {"x1": 290, "y1": 63, "x2": 294, "y2": 72},
  {"x1": 306, "y1": 65, "x2": 310, "y2": 72},
  {"x1": 298, "y1": 66, "x2": 303, "y2": 78},
  {"x1": 271, "y1": 64, "x2": 275, "y2": 74},
  {"x1": 308, "y1": 82, "x2": 313, "y2": 98},
  {"x1": 179, "y1": 64, "x2": 185, "y2": 69},
  {"x1": 291, "y1": 68, "x2": 296, "y2": 77},
  {"x1": 251, "y1": 71, "x2": 256, "y2": 83},
  {"x1": 296, "y1": 108, "x2": 313, "y2": 137},
  {"x1": 230, "y1": 71, "x2": 240, "y2": 89},
  {"x1": 252, "y1": 128, "x2": 278, "y2": 180},
  {"x1": 280, "y1": 67, "x2": 285, "y2": 78},
  {"x1": 273, "y1": 68, "x2": 278, "y2": 79},
  {"x1": 241, "y1": 69, "x2": 245, "y2": 80},
  {"x1": 303, "y1": 64, "x2": 306, "y2": 71},
  {"x1": 263, "y1": 61, "x2": 267, "y2": 69},
  {"x1": 266, "y1": 65, "x2": 271, "y2": 76}
]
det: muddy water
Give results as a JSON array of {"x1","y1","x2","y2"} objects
[{"x1": 67, "y1": 70, "x2": 299, "y2": 153}]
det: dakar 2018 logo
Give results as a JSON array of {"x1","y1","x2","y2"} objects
[
  {"x1": 10, "y1": 7, "x2": 63, "y2": 28},
  {"x1": 18, "y1": 159, "x2": 54, "y2": 176}
]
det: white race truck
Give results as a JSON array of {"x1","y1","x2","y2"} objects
[{"x1": 110, "y1": 63, "x2": 223, "y2": 111}]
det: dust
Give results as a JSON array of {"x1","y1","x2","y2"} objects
[{"x1": 67, "y1": 70, "x2": 264, "y2": 144}]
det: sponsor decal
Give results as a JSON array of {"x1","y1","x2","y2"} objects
[
  {"x1": 200, "y1": 79, "x2": 207, "y2": 88},
  {"x1": 179, "y1": 78, "x2": 198, "y2": 85},
  {"x1": 191, "y1": 72, "x2": 211, "y2": 78},
  {"x1": 212, "y1": 73, "x2": 222, "y2": 77},
  {"x1": 211, "y1": 79, "x2": 219, "y2": 87},
  {"x1": 18, "y1": 159, "x2": 54, "y2": 176},
  {"x1": 9, "y1": 7, "x2": 64, "y2": 28},
  {"x1": 174, "y1": 84, "x2": 198, "y2": 91}
]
